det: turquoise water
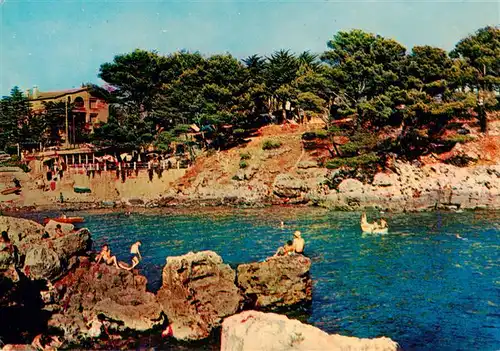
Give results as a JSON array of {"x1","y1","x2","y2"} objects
[{"x1": 27, "y1": 208, "x2": 500, "y2": 350}]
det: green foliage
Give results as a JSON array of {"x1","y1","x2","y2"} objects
[
  {"x1": 0, "y1": 159, "x2": 30, "y2": 172},
  {"x1": 3, "y1": 25, "x2": 496, "y2": 163},
  {"x1": 239, "y1": 152, "x2": 251, "y2": 160},
  {"x1": 0, "y1": 87, "x2": 31, "y2": 150},
  {"x1": 339, "y1": 132, "x2": 378, "y2": 155},
  {"x1": 301, "y1": 130, "x2": 328, "y2": 140},
  {"x1": 443, "y1": 134, "x2": 475, "y2": 143},
  {"x1": 445, "y1": 154, "x2": 476, "y2": 167},
  {"x1": 239, "y1": 160, "x2": 248, "y2": 169},
  {"x1": 262, "y1": 139, "x2": 282, "y2": 150},
  {"x1": 325, "y1": 152, "x2": 380, "y2": 169}
]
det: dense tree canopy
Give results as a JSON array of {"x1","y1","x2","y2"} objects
[{"x1": 2, "y1": 26, "x2": 498, "y2": 167}]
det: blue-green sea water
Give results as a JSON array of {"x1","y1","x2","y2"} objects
[{"x1": 26, "y1": 208, "x2": 499, "y2": 350}]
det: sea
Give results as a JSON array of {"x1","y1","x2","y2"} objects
[{"x1": 24, "y1": 208, "x2": 500, "y2": 351}]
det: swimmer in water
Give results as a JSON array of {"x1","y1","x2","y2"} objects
[
  {"x1": 456, "y1": 234, "x2": 468, "y2": 240},
  {"x1": 280, "y1": 221, "x2": 285, "y2": 229}
]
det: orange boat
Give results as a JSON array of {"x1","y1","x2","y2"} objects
[
  {"x1": 43, "y1": 217, "x2": 85, "y2": 225},
  {"x1": 1, "y1": 187, "x2": 21, "y2": 195}
]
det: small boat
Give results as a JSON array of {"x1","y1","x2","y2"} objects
[
  {"x1": 43, "y1": 216, "x2": 85, "y2": 225},
  {"x1": 360, "y1": 213, "x2": 388, "y2": 234},
  {"x1": 1, "y1": 187, "x2": 21, "y2": 195},
  {"x1": 74, "y1": 186, "x2": 91, "y2": 194},
  {"x1": 362, "y1": 227, "x2": 389, "y2": 234}
]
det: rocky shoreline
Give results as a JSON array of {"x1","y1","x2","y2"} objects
[
  {"x1": 2, "y1": 161, "x2": 499, "y2": 214},
  {"x1": 0, "y1": 215, "x2": 400, "y2": 350}
]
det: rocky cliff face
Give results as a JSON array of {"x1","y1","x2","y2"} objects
[
  {"x1": 320, "y1": 163, "x2": 500, "y2": 211},
  {"x1": 221, "y1": 310, "x2": 401, "y2": 351}
]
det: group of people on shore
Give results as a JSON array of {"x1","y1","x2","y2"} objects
[{"x1": 95, "y1": 241, "x2": 142, "y2": 271}]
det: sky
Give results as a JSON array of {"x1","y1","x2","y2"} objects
[{"x1": 0, "y1": 0, "x2": 499, "y2": 96}]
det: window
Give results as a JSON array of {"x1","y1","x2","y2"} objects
[
  {"x1": 74, "y1": 97, "x2": 84, "y2": 108},
  {"x1": 90, "y1": 98, "x2": 97, "y2": 109}
]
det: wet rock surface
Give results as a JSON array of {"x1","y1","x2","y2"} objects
[
  {"x1": 237, "y1": 255, "x2": 312, "y2": 309},
  {"x1": 221, "y1": 310, "x2": 401, "y2": 351},
  {"x1": 156, "y1": 250, "x2": 243, "y2": 341}
]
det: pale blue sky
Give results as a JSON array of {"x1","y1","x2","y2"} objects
[{"x1": 0, "y1": 0, "x2": 498, "y2": 96}]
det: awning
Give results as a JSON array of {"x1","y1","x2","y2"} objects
[{"x1": 95, "y1": 155, "x2": 117, "y2": 162}]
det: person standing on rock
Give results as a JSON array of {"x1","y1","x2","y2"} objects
[
  {"x1": 118, "y1": 241, "x2": 142, "y2": 271},
  {"x1": 292, "y1": 231, "x2": 305, "y2": 254}
]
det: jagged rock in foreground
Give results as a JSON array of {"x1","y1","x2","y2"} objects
[
  {"x1": 49, "y1": 259, "x2": 164, "y2": 344},
  {"x1": 156, "y1": 250, "x2": 243, "y2": 341},
  {"x1": 23, "y1": 228, "x2": 91, "y2": 281},
  {"x1": 0, "y1": 216, "x2": 46, "y2": 254},
  {"x1": 0, "y1": 216, "x2": 91, "y2": 281},
  {"x1": 221, "y1": 310, "x2": 401, "y2": 351},
  {"x1": 0, "y1": 264, "x2": 47, "y2": 346},
  {"x1": 237, "y1": 255, "x2": 312, "y2": 309}
]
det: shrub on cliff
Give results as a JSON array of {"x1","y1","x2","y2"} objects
[
  {"x1": 325, "y1": 152, "x2": 380, "y2": 169},
  {"x1": 301, "y1": 130, "x2": 328, "y2": 140},
  {"x1": 240, "y1": 152, "x2": 251, "y2": 160},
  {"x1": 262, "y1": 139, "x2": 282, "y2": 150}
]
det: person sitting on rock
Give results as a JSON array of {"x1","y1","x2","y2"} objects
[
  {"x1": 95, "y1": 244, "x2": 120, "y2": 269},
  {"x1": 274, "y1": 240, "x2": 294, "y2": 257},
  {"x1": 292, "y1": 231, "x2": 305, "y2": 254},
  {"x1": 55, "y1": 224, "x2": 64, "y2": 237},
  {"x1": 0, "y1": 231, "x2": 13, "y2": 253}
]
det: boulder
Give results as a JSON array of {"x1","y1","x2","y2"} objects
[
  {"x1": 22, "y1": 229, "x2": 90, "y2": 282},
  {"x1": 156, "y1": 251, "x2": 243, "y2": 341},
  {"x1": 44, "y1": 220, "x2": 74, "y2": 237},
  {"x1": 51, "y1": 229, "x2": 91, "y2": 262},
  {"x1": 372, "y1": 173, "x2": 399, "y2": 187},
  {"x1": 1, "y1": 345, "x2": 36, "y2": 351},
  {"x1": 221, "y1": 310, "x2": 401, "y2": 351},
  {"x1": 0, "y1": 249, "x2": 15, "y2": 271},
  {"x1": 49, "y1": 262, "x2": 163, "y2": 343},
  {"x1": 234, "y1": 165, "x2": 260, "y2": 181},
  {"x1": 337, "y1": 179, "x2": 364, "y2": 193},
  {"x1": 297, "y1": 161, "x2": 318, "y2": 169},
  {"x1": 273, "y1": 174, "x2": 309, "y2": 198},
  {"x1": 23, "y1": 244, "x2": 63, "y2": 281},
  {"x1": 237, "y1": 255, "x2": 312, "y2": 309},
  {"x1": 0, "y1": 216, "x2": 46, "y2": 253}
]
